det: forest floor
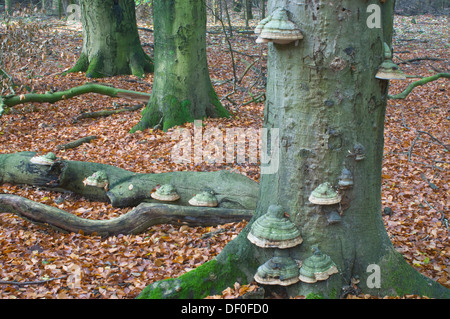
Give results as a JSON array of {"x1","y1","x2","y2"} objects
[{"x1": 0, "y1": 10, "x2": 448, "y2": 299}]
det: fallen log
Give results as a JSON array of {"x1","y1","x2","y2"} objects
[
  {"x1": 0, "y1": 194, "x2": 253, "y2": 237},
  {"x1": 0, "y1": 152, "x2": 259, "y2": 210}
]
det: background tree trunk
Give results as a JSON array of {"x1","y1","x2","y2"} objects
[
  {"x1": 68, "y1": 0, "x2": 153, "y2": 78},
  {"x1": 138, "y1": 0, "x2": 450, "y2": 299},
  {"x1": 130, "y1": 0, "x2": 229, "y2": 133}
]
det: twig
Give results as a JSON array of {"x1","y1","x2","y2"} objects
[
  {"x1": 0, "y1": 275, "x2": 68, "y2": 286},
  {"x1": 238, "y1": 58, "x2": 259, "y2": 83},
  {"x1": 397, "y1": 56, "x2": 445, "y2": 65}
]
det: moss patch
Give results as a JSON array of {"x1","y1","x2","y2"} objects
[{"x1": 137, "y1": 257, "x2": 248, "y2": 299}]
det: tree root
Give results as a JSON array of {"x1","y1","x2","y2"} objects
[{"x1": 0, "y1": 194, "x2": 253, "y2": 237}]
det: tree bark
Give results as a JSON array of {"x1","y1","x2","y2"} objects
[
  {"x1": 0, "y1": 152, "x2": 258, "y2": 210},
  {"x1": 130, "y1": 0, "x2": 229, "y2": 133},
  {"x1": 137, "y1": 0, "x2": 450, "y2": 299},
  {"x1": 68, "y1": 0, "x2": 153, "y2": 78},
  {"x1": 0, "y1": 194, "x2": 252, "y2": 237}
]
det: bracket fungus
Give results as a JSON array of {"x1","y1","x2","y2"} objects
[
  {"x1": 247, "y1": 205, "x2": 303, "y2": 249},
  {"x1": 338, "y1": 168, "x2": 353, "y2": 189},
  {"x1": 298, "y1": 247, "x2": 338, "y2": 283},
  {"x1": 30, "y1": 152, "x2": 57, "y2": 165},
  {"x1": 254, "y1": 250, "x2": 300, "y2": 286},
  {"x1": 326, "y1": 210, "x2": 342, "y2": 225},
  {"x1": 255, "y1": 8, "x2": 303, "y2": 45},
  {"x1": 375, "y1": 43, "x2": 406, "y2": 80},
  {"x1": 188, "y1": 190, "x2": 218, "y2": 207},
  {"x1": 308, "y1": 182, "x2": 341, "y2": 205},
  {"x1": 83, "y1": 170, "x2": 109, "y2": 190},
  {"x1": 151, "y1": 184, "x2": 180, "y2": 202}
]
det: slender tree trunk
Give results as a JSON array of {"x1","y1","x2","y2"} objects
[
  {"x1": 130, "y1": 0, "x2": 229, "y2": 132},
  {"x1": 5, "y1": 0, "x2": 12, "y2": 15},
  {"x1": 68, "y1": 0, "x2": 153, "y2": 78},
  {"x1": 138, "y1": 0, "x2": 450, "y2": 299}
]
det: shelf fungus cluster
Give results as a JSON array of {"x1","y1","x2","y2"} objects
[
  {"x1": 30, "y1": 152, "x2": 57, "y2": 166},
  {"x1": 249, "y1": 205, "x2": 339, "y2": 287},
  {"x1": 249, "y1": 205, "x2": 302, "y2": 286},
  {"x1": 83, "y1": 170, "x2": 109, "y2": 191},
  {"x1": 375, "y1": 43, "x2": 406, "y2": 80},
  {"x1": 255, "y1": 8, "x2": 303, "y2": 45}
]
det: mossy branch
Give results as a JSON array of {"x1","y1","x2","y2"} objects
[
  {"x1": 1, "y1": 83, "x2": 151, "y2": 110},
  {"x1": 388, "y1": 73, "x2": 449, "y2": 99}
]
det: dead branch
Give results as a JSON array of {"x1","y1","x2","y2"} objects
[
  {"x1": 0, "y1": 194, "x2": 253, "y2": 237},
  {"x1": 0, "y1": 275, "x2": 68, "y2": 286},
  {"x1": 56, "y1": 136, "x2": 98, "y2": 150},
  {"x1": 73, "y1": 104, "x2": 144, "y2": 123}
]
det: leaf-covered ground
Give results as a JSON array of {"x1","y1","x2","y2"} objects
[{"x1": 0, "y1": 10, "x2": 448, "y2": 299}]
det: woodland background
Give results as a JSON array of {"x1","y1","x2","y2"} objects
[{"x1": 0, "y1": 1, "x2": 448, "y2": 299}]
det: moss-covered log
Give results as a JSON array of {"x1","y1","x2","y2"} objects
[
  {"x1": 0, "y1": 152, "x2": 258, "y2": 210},
  {"x1": 0, "y1": 194, "x2": 252, "y2": 237}
]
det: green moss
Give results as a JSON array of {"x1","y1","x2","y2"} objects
[
  {"x1": 85, "y1": 55, "x2": 106, "y2": 78},
  {"x1": 66, "y1": 52, "x2": 89, "y2": 74},
  {"x1": 161, "y1": 96, "x2": 194, "y2": 131},
  {"x1": 137, "y1": 257, "x2": 248, "y2": 299},
  {"x1": 306, "y1": 292, "x2": 324, "y2": 299}
]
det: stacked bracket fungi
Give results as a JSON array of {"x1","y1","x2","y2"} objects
[
  {"x1": 375, "y1": 42, "x2": 406, "y2": 80},
  {"x1": 255, "y1": 8, "x2": 303, "y2": 45},
  {"x1": 248, "y1": 205, "x2": 302, "y2": 286},
  {"x1": 249, "y1": 205, "x2": 340, "y2": 287}
]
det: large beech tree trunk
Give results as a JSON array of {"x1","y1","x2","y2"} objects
[
  {"x1": 137, "y1": 0, "x2": 450, "y2": 299},
  {"x1": 130, "y1": 0, "x2": 229, "y2": 132},
  {"x1": 68, "y1": 0, "x2": 153, "y2": 78}
]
